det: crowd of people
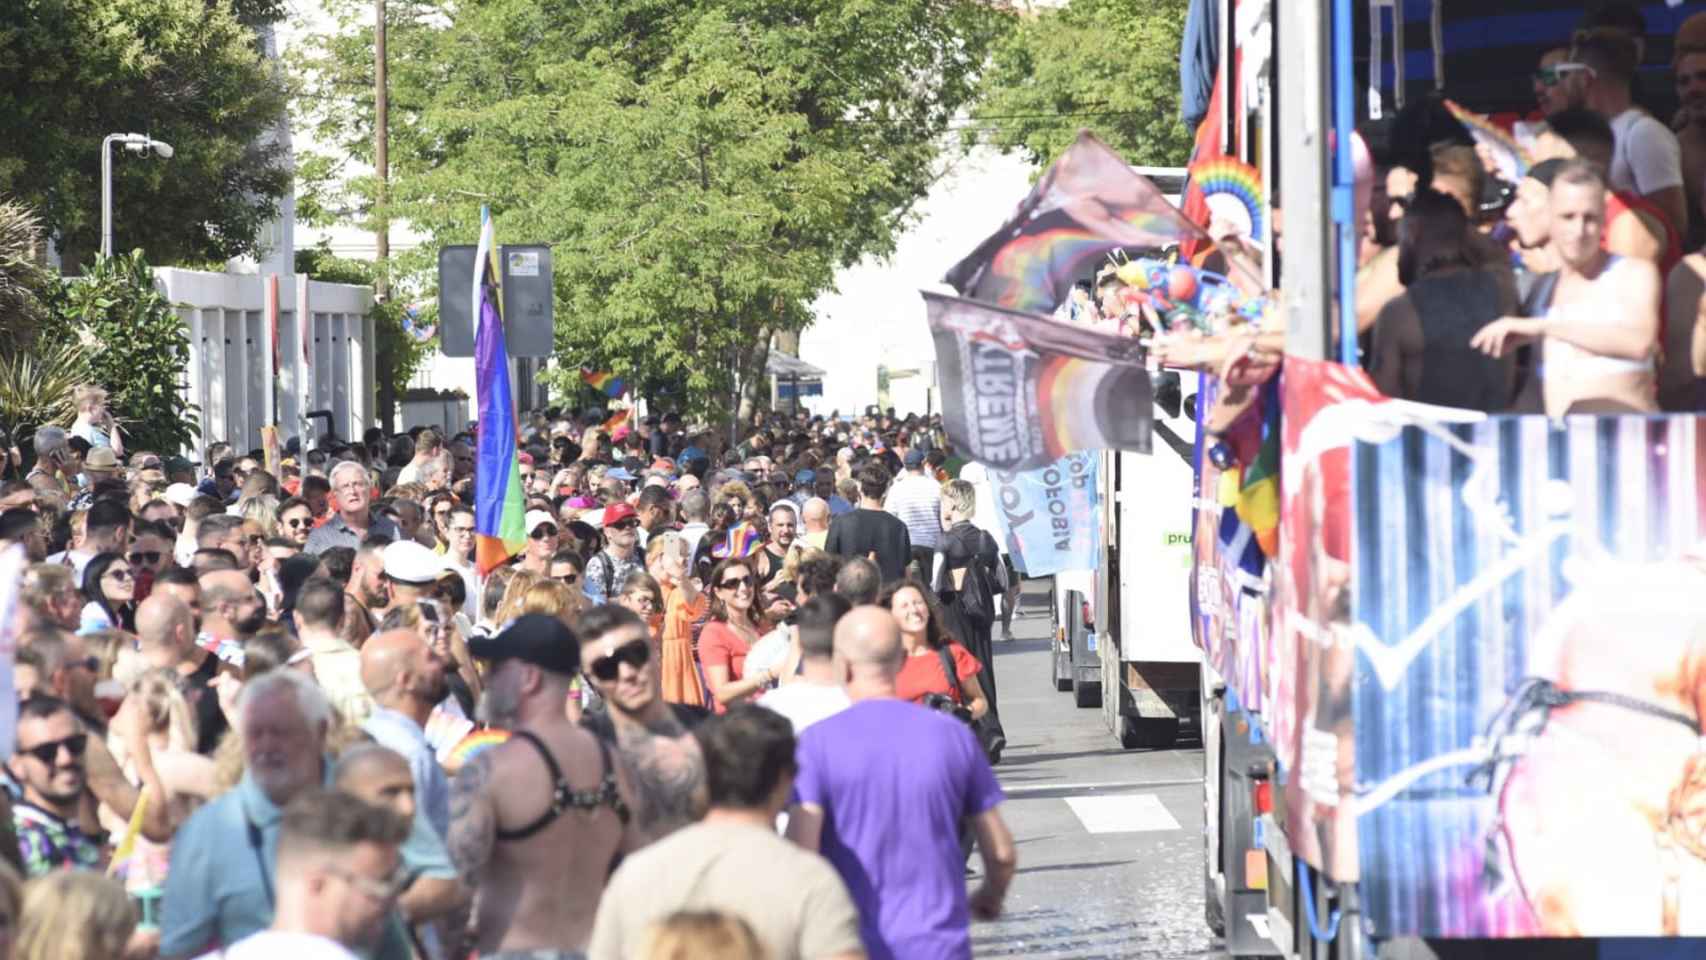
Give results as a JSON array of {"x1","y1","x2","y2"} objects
[
  {"x1": 1351, "y1": 10, "x2": 1706, "y2": 415},
  {"x1": 0, "y1": 396, "x2": 1027, "y2": 960}
]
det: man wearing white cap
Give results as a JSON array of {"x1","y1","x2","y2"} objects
[
  {"x1": 379, "y1": 540, "x2": 447, "y2": 619},
  {"x1": 518, "y1": 510, "x2": 559, "y2": 576}
]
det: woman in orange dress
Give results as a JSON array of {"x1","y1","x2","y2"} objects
[{"x1": 655, "y1": 532, "x2": 708, "y2": 707}]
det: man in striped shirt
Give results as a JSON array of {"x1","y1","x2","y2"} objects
[{"x1": 884, "y1": 449, "x2": 942, "y2": 580}]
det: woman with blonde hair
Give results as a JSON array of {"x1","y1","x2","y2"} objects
[
  {"x1": 70, "y1": 383, "x2": 120, "y2": 454},
  {"x1": 493, "y1": 569, "x2": 546, "y2": 627},
  {"x1": 102, "y1": 669, "x2": 217, "y2": 895},
  {"x1": 16, "y1": 870, "x2": 137, "y2": 960},
  {"x1": 641, "y1": 910, "x2": 766, "y2": 960},
  {"x1": 518, "y1": 577, "x2": 584, "y2": 627},
  {"x1": 237, "y1": 494, "x2": 280, "y2": 539}
]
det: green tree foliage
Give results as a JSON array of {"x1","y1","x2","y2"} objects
[
  {"x1": 0, "y1": 199, "x2": 57, "y2": 350},
  {"x1": 292, "y1": 0, "x2": 1004, "y2": 418},
  {"x1": 56, "y1": 252, "x2": 200, "y2": 454},
  {"x1": 0, "y1": 200, "x2": 85, "y2": 448},
  {"x1": 0, "y1": 0, "x2": 290, "y2": 268},
  {"x1": 972, "y1": 0, "x2": 1192, "y2": 169}
]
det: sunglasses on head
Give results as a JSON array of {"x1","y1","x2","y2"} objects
[
  {"x1": 589, "y1": 638, "x2": 650, "y2": 682},
  {"x1": 530, "y1": 524, "x2": 558, "y2": 540},
  {"x1": 718, "y1": 574, "x2": 754, "y2": 591},
  {"x1": 20, "y1": 733, "x2": 86, "y2": 766}
]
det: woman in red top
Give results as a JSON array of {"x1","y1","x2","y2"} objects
[
  {"x1": 882, "y1": 579, "x2": 990, "y2": 719},
  {"x1": 697, "y1": 557, "x2": 774, "y2": 712}
]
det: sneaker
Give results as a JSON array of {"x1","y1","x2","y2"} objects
[{"x1": 999, "y1": 628, "x2": 1014, "y2": 643}]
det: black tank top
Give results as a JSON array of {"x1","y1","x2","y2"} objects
[{"x1": 1406, "y1": 270, "x2": 1512, "y2": 412}]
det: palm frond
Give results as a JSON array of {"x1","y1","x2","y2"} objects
[{"x1": 0, "y1": 338, "x2": 92, "y2": 442}]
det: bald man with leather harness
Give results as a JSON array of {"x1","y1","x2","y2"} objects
[{"x1": 448, "y1": 615, "x2": 649, "y2": 959}]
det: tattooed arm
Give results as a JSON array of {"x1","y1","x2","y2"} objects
[{"x1": 447, "y1": 751, "x2": 496, "y2": 887}]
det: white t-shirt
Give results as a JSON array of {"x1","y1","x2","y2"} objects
[
  {"x1": 219, "y1": 930, "x2": 360, "y2": 960},
  {"x1": 758, "y1": 681, "x2": 852, "y2": 734},
  {"x1": 1610, "y1": 108, "x2": 1683, "y2": 197}
]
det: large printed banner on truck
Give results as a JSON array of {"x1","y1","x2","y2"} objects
[
  {"x1": 1260, "y1": 357, "x2": 1706, "y2": 938},
  {"x1": 985, "y1": 452, "x2": 1100, "y2": 577},
  {"x1": 1347, "y1": 412, "x2": 1706, "y2": 939},
  {"x1": 923, "y1": 292, "x2": 1152, "y2": 471}
]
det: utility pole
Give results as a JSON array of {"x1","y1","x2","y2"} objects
[
  {"x1": 373, "y1": 0, "x2": 395, "y2": 430},
  {"x1": 374, "y1": 0, "x2": 389, "y2": 288}
]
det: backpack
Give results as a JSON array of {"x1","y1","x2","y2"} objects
[{"x1": 941, "y1": 526, "x2": 999, "y2": 625}]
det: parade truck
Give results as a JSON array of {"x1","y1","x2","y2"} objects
[
  {"x1": 1044, "y1": 167, "x2": 1203, "y2": 751},
  {"x1": 1050, "y1": 423, "x2": 1201, "y2": 751},
  {"x1": 1190, "y1": 1, "x2": 1706, "y2": 958}
]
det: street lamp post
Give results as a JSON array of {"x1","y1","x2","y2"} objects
[{"x1": 100, "y1": 133, "x2": 174, "y2": 259}]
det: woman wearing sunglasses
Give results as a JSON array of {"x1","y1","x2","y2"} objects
[
  {"x1": 698, "y1": 558, "x2": 776, "y2": 713},
  {"x1": 79, "y1": 552, "x2": 136, "y2": 635}
]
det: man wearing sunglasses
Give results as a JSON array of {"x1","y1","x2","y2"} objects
[
  {"x1": 222, "y1": 789, "x2": 410, "y2": 960},
  {"x1": 7, "y1": 695, "x2": 99, "y2": 876},
  {"x1": 576, "y1": 605, "x2": 708, "y2": 839},
  {"x1": 584, "y1": 503, "x2": 644, "y2": 606},
  {"x1": 519, "y1": 510, "x2": 559, "y2": 576},
  {"x1": 1564, "y1": 31, "x2": 1689, "y2": 242}
]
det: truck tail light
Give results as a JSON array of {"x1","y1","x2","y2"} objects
[
  {"x1": 1253, "y1": 780, "x2": 1273, "y2": 815},
  {"x1": 1081, "y1": 600, "x2": 1093, "y2": 627}
]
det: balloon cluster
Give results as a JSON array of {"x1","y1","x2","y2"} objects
[{"x1": 1113, "y1": 258, "x2": 1269, "y2": 337}]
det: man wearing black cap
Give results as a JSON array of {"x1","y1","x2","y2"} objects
[{"x1": 450, "y1": 615, "x2": 647, "y2": 958}]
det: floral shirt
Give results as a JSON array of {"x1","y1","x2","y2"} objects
[{"x1": 14, "y1": 800, "x2": 102, "y2": 877}]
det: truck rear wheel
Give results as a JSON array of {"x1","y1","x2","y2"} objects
[
  {"x1": 1072, "y1": 676, "x2": 1101, "y2": 708},
  {"x1": 1204, "y1": 870, "x2": 1226, "y2": 938},
  {"x1": 1121, "y1": 715, "x2": 1180, "y2": 750}
]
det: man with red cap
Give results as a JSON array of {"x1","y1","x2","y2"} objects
[{"x1": 584, "y1": 502, "x2": 643, "y2": 606}]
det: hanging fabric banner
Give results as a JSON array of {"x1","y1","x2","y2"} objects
[
  {"x1": 986, "y1": 452, "x2": 1100, "y2": 577},
  {"x1": 923, "y1": 291, "x2": 1152, "y2": 471}
]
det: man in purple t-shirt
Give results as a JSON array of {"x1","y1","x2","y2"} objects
[{"x1": 787, "y1": 606, "x2": 1017, "y2": 959}]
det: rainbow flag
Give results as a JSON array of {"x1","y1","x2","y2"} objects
[
  {"x1": 602, "y1": 407, "x2": 631, "y2": 434},
  {"x1": 943, "y1": 130, "x2": 1233, "y2": 312},
  {"x1": 581, "y1": 368, "x2": 626, "y2": 398},
  {"x1": 1233, "y1": 386, "x2": 1280, "y2": 558},
  {"x1": 472, "y1": 207, "x2": 527, "y2": 574}
]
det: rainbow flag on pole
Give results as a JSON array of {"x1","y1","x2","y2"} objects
[
  {"x1": 580, "y1": 368, "x2": 627, "y2": 398},
  {"x1": 472, "y1": 207, "x2": 526, "y2": 573}
]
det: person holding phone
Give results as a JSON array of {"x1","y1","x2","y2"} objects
[{"x1": 69, "y1": 384, "x2": 121, "y2": 456}]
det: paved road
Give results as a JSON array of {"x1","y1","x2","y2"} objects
[{"x1": 971, "y1": 582, "x2": 1222, "y2": 959}]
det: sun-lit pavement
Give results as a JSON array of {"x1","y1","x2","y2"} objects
[{"x1": 970, "y1": 581, "x2": 1222, "y2": 959}]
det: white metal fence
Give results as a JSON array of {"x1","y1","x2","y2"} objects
[{"x1": 155, "y1": 268, "x2": 375, "y2": 454}]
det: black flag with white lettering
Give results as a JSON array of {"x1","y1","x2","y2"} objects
[{"x1": 923, "y1": 292, "x2": 1152, "y2": 471}]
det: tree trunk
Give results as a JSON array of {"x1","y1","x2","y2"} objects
[{"x1": 735, "y1": 326, "x2": 771, "y2": 432}]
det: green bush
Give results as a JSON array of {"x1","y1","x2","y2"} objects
[{"x1": 57, "y1": 251, "x2": 200, "y2": 455}]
